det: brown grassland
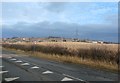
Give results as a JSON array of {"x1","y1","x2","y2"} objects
[{"x1": 2, "y1": 42, "x2": 119, "y2": 72}]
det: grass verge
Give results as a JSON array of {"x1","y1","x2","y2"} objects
[{"x1": 2, "y1": 47, "x2": 118, "y2": 73}]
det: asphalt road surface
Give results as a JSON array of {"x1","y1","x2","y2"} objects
[{"x1": 0, "y1": 49, "x2": 118, "y2": 82}]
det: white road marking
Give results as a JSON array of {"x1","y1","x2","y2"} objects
[
  {"x1": 30, "y1": 66, "x2": 39, "y2": 69},
  {"x1": 14, "y1": 55, "x2": 18, "y2": 56},
  {"x1": 15, "y1": 60, "x2": 23, "y2": 63},
  {"x1": 7, "y1": 57, "x2": 12, "y2": 59},
  {"x1": 10, "y1": 58, "x2": 17, "y2": 61},
  {"x1": 0, "y1": 71, "x2": 8, "y2": 74},
  {"x1": 62, "y1": 74, "x2": 84, "y2": 81},
  {"x1": 21, "y1": 63, "x2": 30, "y2": 66},
  {"x1": 5, "y1": 77, "x2": 19, "y2": 82},
  {"x1": 61, "y1": 77, "x2": 73, "y2": 81},
  {"x1": 42, "y1": 70, "x2": 53, "y2": 74},
  {"x1": 0, "y1": 66, "x2": 4, "y2": 68}
]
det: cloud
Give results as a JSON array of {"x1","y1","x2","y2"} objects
[
  {"x1": 105, "y1": 14, "x2": 118, "y2": 25},
  {"x1": 43, "y1": 2, "x2": 66, "y2": 13},
  {"x1": 2, "y1": 21, "x2": 118, "y2": 42},
  {"x1": 2, "y1": 2, "x2": 118, "y2": 42},
  {"x1": 2, "y1": 2, "x2": 117, "y2": 25}
]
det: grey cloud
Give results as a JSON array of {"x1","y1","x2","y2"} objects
[
  {"x1": 105, "y1": 14, "x2": 118, "y2": 25},
  {"x1": 2, "y1": 21, "x2": 118, "y2": 42},
  {"x1": 44, "y1": 2, "x2": 66, "y2": 13}
]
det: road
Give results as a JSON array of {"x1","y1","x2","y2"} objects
[{"x1": 0, "y1": 49, "x2": 118, "y2": 82}]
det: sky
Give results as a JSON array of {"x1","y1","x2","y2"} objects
[{"x1": 1, "y1": 2, "x2": 118, "y2": 42}]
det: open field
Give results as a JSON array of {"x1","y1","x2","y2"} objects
[{"x1": 2, "y1": 42, "x2": 119, "y2": 72}]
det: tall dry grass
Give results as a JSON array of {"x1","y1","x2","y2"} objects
[{"x1": 2, "y1": 42, "x2": 118, "y2": 65}]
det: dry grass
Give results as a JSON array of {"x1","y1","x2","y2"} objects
[
  {"x1": 2, "y1": 42, "x2": 119, "y2": 72},
  {"x1": 16, "y1": 42, "x2": 118, "y2": 51}
]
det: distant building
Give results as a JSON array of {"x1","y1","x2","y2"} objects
[
  {"x1": 92, "y1": 41, "x2": 104, "y2": 44},
  {"x1": 1, "y1": 37, "x2": 110, "y2": 44},
  {"x1": 92, "y1": 41, "x2": 98, "y2": 44},
  {"x1": 97, "y1": 41, "x2": 104, "y2": 44}
]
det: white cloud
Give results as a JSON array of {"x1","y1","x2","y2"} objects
[{"x1": 2, "y1": 2, "x2": 117, "y2": 26}]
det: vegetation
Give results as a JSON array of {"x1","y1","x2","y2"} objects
[{"x1": 2, "y1": 42, "x2": 119, "y2": 72}]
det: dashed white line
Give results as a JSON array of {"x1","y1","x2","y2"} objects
[
  {"x1": 30, "y1": 66, "x2": 39, "y2": 69},
  {"x1": 15, "y1": 60, "x2": 23, "y2": 63},
  {"x1": 10, "y1": 58, "x2": 17, "y2": 61},
  {"x1": 0, "y1": 66, "x2": 4, "y2": 68},
  {"x1": 0, "y1": 71, "x2": 8, "y2": 74},
  {"x1": 0, "y1": 56, "x2": 2, "y2": 58},
  {"x1": 42, "y1": 70, "x2": 53, "y2": 74},
  {"x1": 62, "y1": 74, "x2": 84, "y2": 81},
  {"x1": 21, "y1": 63, "x2": 30, "y2": 66},
  {"x1": 7, "y1": 57, "x2": 12, "y2": 59},
  {"x1": 5, "y1": 77, "x2": 19, "y2": 82},
  {"x1": 61, "y1": 77, "x2": 73, "y2": 81}
]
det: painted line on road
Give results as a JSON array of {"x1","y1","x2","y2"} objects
[
  {"x1": 5, "y1": 77, "x2": 19, "y2": 82},
  {"x1": 42, "y1": 70, "x2": 53, "y2": 74},
  {"x1": 30, "y1": 66, "x2": 39, "y2": 69},
  {"x1": 10, "y1": 58, "x2": 17, "y2": 61},
  {"x1": 0, "y1": 71, "x2": 8, "y2": 74},
  {"x1": 62, "y1": 74, "x2": 84, "y2": 81},
  {"x1": 61, "y1": 77, "x2": 73, "y2": 81},
  {"x1": 15, "y1": 60, "x2": 23, "y2": 63},
  {"x1": 0, "y1": 66, "x2": 4, "y2": 68},
  {"x1": 13, "y1": 54, "x2": 19, "y2": 57},
  {"x1": 21, "y1": 63, "x2": 30, "y2": 66},
  {"x1": 7, "y1": 57, "x2": 12, "y2": 59}
]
